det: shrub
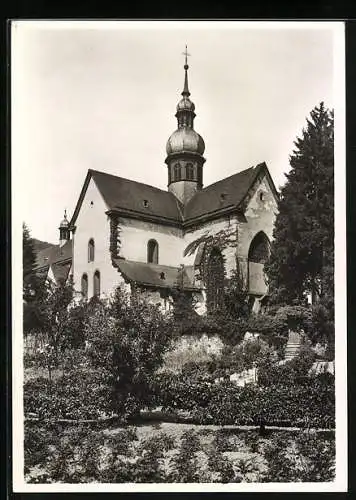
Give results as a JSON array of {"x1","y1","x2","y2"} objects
[
  {"x1": 168, "y1": 430, "x2": 201, "y2": 482},
  {"x1": 152, "y1": 372, "x2": 335, "y2": 428},
  {"x1": 24, "y1": 368, "x2": 113, "y2": 420},
  {"x1": 262, "y1": 430, "x2": 335, "y2": 482}
]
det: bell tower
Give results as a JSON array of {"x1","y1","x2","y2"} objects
[{"x1": 165, "y1": 46, "x2": 206, "y2": 205}]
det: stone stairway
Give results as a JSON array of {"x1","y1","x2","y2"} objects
[{"x1": 284, "y1": 330, "x2": 303, "y2": 361}]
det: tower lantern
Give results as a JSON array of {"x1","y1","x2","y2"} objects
[
  {"x1": 165, "y1": 46, "x2": 206, "y2": 205},
  {"x1": 59, "y1": 209, "x2": 70, "y2": 247}
]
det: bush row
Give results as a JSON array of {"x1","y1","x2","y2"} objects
[
  {"x1": 24, "y1": 370, "x2": 113, "y2": 420},
  {"x1": 151, "y1": 372, "x2": 335, "y2": 428}
]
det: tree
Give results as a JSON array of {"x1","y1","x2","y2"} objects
[
  {"x1": 39, "y1": 277, "x2": 75, "y2": 365},
  {"x1": 85, "y1": 286, "x2": 174, "y2": 420},
  {"x1": 23, "y1": 223, "x2": 38, "y2": 302},
  {"x1": 265, "y1": 102, "x2": 334, "y2": 306},
  {"x1": 23, "y1": 223, "x2": 45, "y2": 333}
]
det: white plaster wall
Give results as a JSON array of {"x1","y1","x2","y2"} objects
[
  {"x1": 236, "y1": 174, "x2": 278, "y2": 291},
  {"x1": 119, "y1": 218, "x2": 184, "y2": 266},
  {"x1": 73, "y1": 178, "x2": 124, "y2": 299}
]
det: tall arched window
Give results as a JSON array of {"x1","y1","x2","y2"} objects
[
  {"x1": 88, "y1": 239, "x2": 95, "y2": 262},
  {"x1": 81, "y1": 273, "x2": 88, "y2": 299},
  {"x1": 93, "y1": 270, "x2": 100, "y2": 297},
  {"x1": 147, "y1": 239, "x2": 159, "y2": 264},
  {"x1": 186, "y1": 162, "x2": 194, "y2": 180},
  {"x1": 248, "y1": 231, "x2": 270, "y2": 295},
  {"x1": 206, "y1": 247, "x2": 225, "y2": 313},
  {"x1": 174, "y1": 163, "x2": 181, "y2": 181}
]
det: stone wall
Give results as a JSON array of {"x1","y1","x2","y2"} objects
[{"x1": 236, "y1": 173, "x2": 278, "y2": 293}]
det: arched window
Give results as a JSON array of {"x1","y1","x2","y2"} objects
[
  {"x1": 88, "y1": 239, "x2": 95, "y2": 262},
  {"x1": 93, "y1": 270, "x2": 100, "y2": 297},
  {"x1": 186, "y1": 162, "x2": 194, "y2": 180},
  {"x1": 147, "y1": 239, "x2": 159, "y2": 264},
  {"x1": 206, "y1": 247, "x2": 225, "y2": 313},
  {"x1": 174, "y1": 163, "x2": 181, "y2": 181},
  {"x1": 81, "y1": 273, "x2": 88, "y2": 299},
  {"x1": 248, "y1": 231, "x2": 270, "y2": 296},
  {"x1": 248, "y1": 232, "x2": 270, "y2": 264}
]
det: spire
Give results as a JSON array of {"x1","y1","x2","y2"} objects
[{"x1": 182, "y1": 45, "x2": 191, "y2": 97}]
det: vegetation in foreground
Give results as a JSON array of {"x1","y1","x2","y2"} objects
[{"x1": 25, "y1": 423, "x2": 335, "y2": 483}]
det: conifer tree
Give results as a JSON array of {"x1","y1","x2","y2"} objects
[
  {"x1": 23, "y1": 223, "x2": 37, "y2": 302},
  {"x1": 265, "y1": 102, "x2": 334, "y2": 306}
]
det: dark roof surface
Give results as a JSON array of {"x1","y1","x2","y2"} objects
[
  {"x1": 91, "y1": 170, "x2": 183, "y2": 222},
  {"x1": 184, "y1": 164, "x2": 264, "y2": 221},
  {"x1": 71, "y1": 163, "x2": 274, "y2": 228},
  {"x1": 51, "y1": 261, "x2": 72, "y2": 284},
  {"x1": 113, "y1": 259, "x2": 200, "y2": 290},
  {"x1": 35, "y1": 240, "x2": 72, "y2": 271}
]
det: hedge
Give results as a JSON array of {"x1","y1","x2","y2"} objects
[
  {"x1": 152, "y1": 373, "x2": 335, "y2": 429},
  {"x1": 24, "y1": 370, "x2": 113, "y2": 420}
]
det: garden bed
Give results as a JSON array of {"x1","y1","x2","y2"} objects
[{"x1": 24, "y1": 420, "x2": 335, "y2": 483}]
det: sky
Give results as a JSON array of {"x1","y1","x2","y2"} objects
[{"x1": 12, "y1": 21, "x2": 339, "y2": 244}]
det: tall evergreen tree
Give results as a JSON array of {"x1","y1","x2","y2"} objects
[
  {"x1": 265, "y1": 102, "x2": 334, "y2": 306},
  {"x1": 23, "y1": 223, "x2": 38, "y2": 302}
]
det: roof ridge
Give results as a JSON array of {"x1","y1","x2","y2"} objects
[
  {"x1": 201, "y1": 165, "x2": 256, "y2": 192},
  {"x1": 89, "y1": 169, "x2": 171, "y2": 195}
]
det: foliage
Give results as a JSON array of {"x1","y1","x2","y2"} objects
[
  {"x1": 257, "y1": 346, "x2": 317, "y2": 386},
  {"x1": 152, "y1": 371, "x2": 335, "y2": 429},
  {"x1": 262, "y1": 430, "x2": 335, "y2": 482},
  {"x1": 208, "y1": 338, "x2": 277, "y2": 380},
  {"x1": 24, "y1": 422, "x2": 335, "y2": 483},
  {"x1": 221, "y1": 264, "x2": 250, "y2": 320},
  {"x1": 167, "y1": 430, "x2": 202, "y2": 482},
  {"x1": 23, "y1": 223, "x2": 46, "y2": 333},
  {"x1": 83, "y1": 287, "x2": 174, "y2": 420},
  {"x1": 265, "y1": 102, "x2": 334, "y2": 341},
  {"x1": 24, "y1": 365, "x2": 113, "y2": 420}
]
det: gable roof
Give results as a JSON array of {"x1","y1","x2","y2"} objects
[
  {"x1": 35, "y1": 239, "x2": 72, "y2": 270},
  {"x1": 113, "y1": 259, "x2": 200, "y2": 291},
  {"x1": 70, "y1": 169, "x2": 184, "y2": 228},
  {"x1": 70, "y1": 163, "x2": 278, "y2": 229},
  {"x1": 184, "y1": 162, "x2": 277, "y2": 222},
  {"x1": 35, "y1": 240, "x2": 73, "y2": 284}
]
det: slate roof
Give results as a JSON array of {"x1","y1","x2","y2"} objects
[
  {"x1": 70, "y1": 170, "x2": 184, "y2": 226},
  {"x1": 35, "y1": 240, "x2": 72, "y2": 284},
  {"x1": 113, "y1": 259, "x2": 200, "y2": 291},
  {"x1": 70, "y1": 163, "x2": 276, "y2": 228},
  {"x1": 184, "y1": 164, "x2": 264, "y2": 221}
]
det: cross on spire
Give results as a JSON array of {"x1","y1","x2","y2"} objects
[{"x1": 182, "y1": 45, "x2": 190, "y2": 68}]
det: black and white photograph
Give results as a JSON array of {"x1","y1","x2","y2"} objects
[{"x1": 12, "y1": 20, "x2": 347, "y2": 492}]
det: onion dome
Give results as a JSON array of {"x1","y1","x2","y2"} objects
[
  {"x1": 176, "y1": 96, "x2": 195, "y2": 112},
  {"x1": 166, "y1": 127, "x2": 205, "y2": 155}
]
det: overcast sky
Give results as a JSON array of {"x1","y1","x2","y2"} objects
[{"x1": 12, "y1": 21, "x2": 339, "y2": 244}]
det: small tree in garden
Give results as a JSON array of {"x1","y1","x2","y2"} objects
[
  {"x1": 39, "y1": 277, "x2": 75, "y2": 371},
  {"x1": 85, "y1": 286, "x2": 174, "y2": 420}
]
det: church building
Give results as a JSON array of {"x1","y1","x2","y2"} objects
[{"x1": 35, "y1": 50, "x2": 279, "y2": 315}]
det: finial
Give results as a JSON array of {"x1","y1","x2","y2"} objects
[
  {"x1": 182, "y1": 45, "x2": 191, "y2": 97},
  {"x1": 183, "y1": 44, "x2": 190, "y2": 69},
  {"x1": 64, "y1": 209, "x2": 67, "y2": 220}
]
